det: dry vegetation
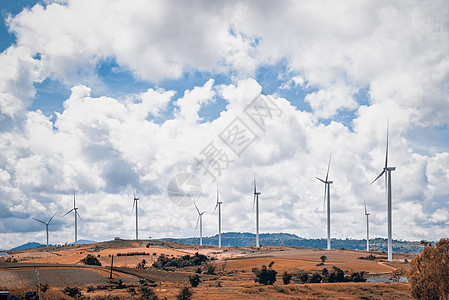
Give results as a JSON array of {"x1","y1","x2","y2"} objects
[{"x1": 0, "y1": 239, "x2": 417, "y2": 299}]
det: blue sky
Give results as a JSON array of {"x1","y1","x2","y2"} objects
[{"x1": 0, "y1": 0, "x2": 448, "y2": 249}]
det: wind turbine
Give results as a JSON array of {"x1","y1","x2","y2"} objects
[
  {"x1": 131, "y1": 190, "x2": 139, "y2": 240},
  {"x1": 252, "y1": 173, "x2": 261, "y2": 248},
  {"x1": 364, "y1": 199, "x2": 370, "y2": 251},
  {"x1": 62, "y1": 191, "x2": 81, "y2": 245},
  {"x1": 371, "y1": 121, "x2": 395, "y2": 261},
  {"x1": 32, "y1": 213, "x2": 56, "y2": 247},
  {"x1": 213, "y1": 181, "x2": 223, "y2": 248},
  {"x1": 194, "y1": 203, "x2": 206, "y2": 246},
  {"x1": 316, "y1": 154, "x2": 333, "y2": 250}
]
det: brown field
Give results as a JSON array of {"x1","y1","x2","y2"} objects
[{"x1": 0, "y1": 240, "x2": 414, "y2": 299}]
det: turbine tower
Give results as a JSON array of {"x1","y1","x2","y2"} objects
[
  {"x1": 213, "y1": 181, "x2": 223, "y2": 248},
  {"x1": 364, "y1": 199, "x2": 370, "y2": 251},
  {"x1": 253, "y1": 173, "x2": 261, "y2": 248},
  {"x1": 131, "y1": 190, "x2": 139, "y2": 240},
  {"x1": 62, "y1": 191, "x2": 81, "y2": 245},
  {"x1": 372, "y1": 121, "x2": 395, "y2": 261},
  {"x1": 316, "y1": 154, "x2": 333, "y2": 250},
  {"x1": 194, "y1": 203, "x2": 205, "y2": 246},
  {"x1": 32, "y1": 213, "x2": 56, "y2": 247}
]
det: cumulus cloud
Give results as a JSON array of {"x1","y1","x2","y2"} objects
[{"x1": 0, "y1": 0, "x2": 448, "y2": 249}]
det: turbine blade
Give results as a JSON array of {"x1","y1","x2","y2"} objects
[
  {"x1": 322, "y1": 184, "x2": 327, "y2": 215},
  {"x1": 62, "y1": 209, "x2": 74, "y2": 217},
  {"x1": 325, "y1": 153, "x2": 332, "y2": 182},
  {"x1": 32, "y1": 218, "x2": 46, "y2": 224},
  {"x1": 73, "y1": 190, "x2": 76, "y2": 208},
  {"x1": 131, "y1": 199, "x2": 135, "y2": 215},
  {"x1": 76, "y1": 210, "x2": 82, "y2": 220},
  {"x1": 251, "y1": 194, "x2": 256, "y2": 219},
  {"x1": 195, "y1": 215, "x2": 200, "y2": 233},
  {"x1": 194, "y1": 202, "x2": 201, "y2": 215},
  {"x1": 213, "y1": 202, "x2": 219, "y2": 214},
  {"x1": 48, "y1": 213, "x2": 57, "y2": 223},
  {"x1": 316, "y1": 177, "x2": 325, "y2": 183},
  {"x1": 364, "y1": 199, "x2": 367, "y2": 215},
  {"x1": 385, "y1": 119, "x2": 389, "y2": 169},
  {"x1": 253, "y1": 172, "x2": 256, "y2": 194},
  {"x1": 371, "y1": 170, "x2": 385, "y2": 184}
]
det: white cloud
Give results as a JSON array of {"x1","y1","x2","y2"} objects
[{"x1": 0, "y1": 1, "x2": 448, "y2": 249}]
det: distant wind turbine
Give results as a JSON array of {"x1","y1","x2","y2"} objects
[
  {"x1": 252, "y1": 173, "x2": 261, "y2": 248},
  {"x1": 371, "y1": 121, "x2": 395, "y2": 261},
  {"x1": 131, "y1": 190, "x2": 139, "y2": 240},
  {"x1": 62, "y1": 191, "x2": 81, "y2": 245},
  {"x1": 32, "y1": 213, "x2": 56, "y2": 247},
  {"x1": 213, "y1": 181, "x2": 223, "y2": 248},
  {"x1": 316, "y1": 154, "x2": 333, "y2": 250},
  {"x1": 364, "y1": 199, "x2": 370, "y2": 251},
  {"x1": 194, "y1": 203, "x2": 205, "y2": 246}
]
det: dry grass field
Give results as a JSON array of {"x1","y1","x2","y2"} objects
[{"x1": 0, "y1": 240, "x2": 414, "y2": 299}]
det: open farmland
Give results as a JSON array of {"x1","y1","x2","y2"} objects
[{"x1": 0, "y1": 239, "x2": 413, "y2": 299}]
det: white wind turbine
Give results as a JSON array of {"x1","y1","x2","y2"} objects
[
  {"x1": 32, "y1": 213, "x2": 56, "y2": 247},
  {"x1": 316, "y1": 154, "x2": 333, "y2": 250},
  {"x1": 194, "y1": 203, "x2": 206, "y2": 246},
  {"x1": 252, "y1": 173, "x2": 261, "y2": 248},
  {"x1": 213, "y1": 181, "x2": 223, "y2": 248},
  {"x1": 131, "y1": 190, "x2": 139, "y2": 240},
  {"x1": 371, "y1": 121, "x2": 395, "y2": 261},
  {"x1": 62, "y1": 191, "x2": 81, "y2": 245},
  {"x1": 364, "y1": 199, "x2": 370, "y2": 251}
]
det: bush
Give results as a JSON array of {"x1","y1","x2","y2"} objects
[
  {"x1": 40, "y1": 283, "x2": 50, "y2": 293},
  {"x1": 177, "y1": 286, "x2": 192, "y2": 300},
  {"x1": 189, "y1": 274, "x2": 200, "y2": 287},
  {"x1": 80, "y1": 254, "x2": 102, "y2": 266},
  {"x1": 64, "y1": 286, "x2": 81, "y2": 298},
  {"x1": 320, "y1": 255, "x2": 327, "y2": 263},
  {"x1": 205, "y1": 264, "x2": 216, "y2": 275},
  {"x1": 350, "y1": 271, "x2": 366, "y2": 282},
  {"x1": 153, "y1": 252, "x2": 209, "y2": 269},
  {"x1": 140, "y1": 286, "x2": 159, "y2": 300},
  {"x1": 408, "y1": 239, "x2": 449, "y2": 300},
  {"x1": 282, "y1": 272, "x2": 292, "y2": 285},
  {"x1": 295, "y1": 270, "x2": 309, "y2": 283},
  {"x1": 136, "y1": 259, "x2": 147, "y2": 269},
  {"x1": 252, "y1": 264, "x2": 277, "y2": 285},
  {"x1": 86, "y1": 284, "x2": 95, "y2": 292}
]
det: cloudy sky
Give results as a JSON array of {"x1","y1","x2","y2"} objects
[{"x1": 0, "y1": 0, "x2": 448, "y2": 249}]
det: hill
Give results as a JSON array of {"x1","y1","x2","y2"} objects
[
  {"x1": 9, "y1": 239, "x2": 96, "y2": 251},
  {"x1": 161, "y1": 232, "x2": 425, "y2": 253},
  {"x1": 9, "y1": 242, "x2": 47, "y2": 251}
]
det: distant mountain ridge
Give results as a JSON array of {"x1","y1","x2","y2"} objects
[
  {"x1": 9, "y1": 239, "x2": 97, "y2": 251},
  {"x1": 161, "y1": 232, "x2": 426, "y2": 253}
]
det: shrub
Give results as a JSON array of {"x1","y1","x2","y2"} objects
[
  {"x1": 64, "y1": 286, "x2": 81, "y2": 298},
  {"x1": 86, "y1": 283, "x2": 95, "y2": 292},
  {"x1": 136, "y1": 259, "x2": 147, "y2": 269},
  {"x1": 40, "y1": 283, "x2": 50, "y2": 293},
  {"x1": 195, "y1": 267, "x2": 202, "y2": 274},
  {"x1": 309, "y1": 272, "x2": 322, "y2": 283},
  {"x1": 177, "y1": 286, "x2": 192, "y2": 300},
  {"x1": 189, "y1": 274, "x2": 200, "y2": 287},
  {"x1": 80, "y1": 254, "x2": 102, "y2": 266},
  {"x1": 350, "y1": 271, "x2": 366, "y2": 282},
  {"x1": 153, "y1": 252, "x2": 208, "y2": 269},
  {"x1": 252, "y1": 265, "x2": 277, "y2": 285},
  {"x1": 140, "y1": 286, "x2": 159, "y2": 300},
  {"x1": 205, "y1": 264, "x2": 216, "y2": 275},
  {"x1": 296, "y1": 270, "x2": 309, "y2": 283},
  {"x1": 282, "y1": 272, "x2": 292, "y2": 285},
  {"x1": 320, "y1": 255, "x2": 327, "y2": 263}
]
